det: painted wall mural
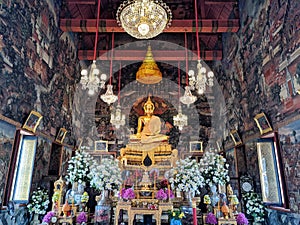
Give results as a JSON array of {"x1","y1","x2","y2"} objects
[{"x1": 0, "y1": 119, "x2": 16, "y2": 205}]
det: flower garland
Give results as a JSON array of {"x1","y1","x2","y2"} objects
[
  {"x1": 89, "y1": 156, "x2": 122, "y2": 192},
  {"x1": 242, "y1": 191, "x2": 265, "y2": 222},
  {"x1": 66, "y1": 150, "x2": 97, "y2": 184},
  {"x1": 27, "y1": 187, "x2": 50, "y2": 215},
  {"x1": 169, "y1": 157, "x2": 204, "y2": 194},
  {"x1": 199, "y1": 151, "x2": 230, "y2": 186}
]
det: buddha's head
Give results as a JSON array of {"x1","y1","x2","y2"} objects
[{"x1": 143, "y1": 96, "x2": 155, "y2": 115}]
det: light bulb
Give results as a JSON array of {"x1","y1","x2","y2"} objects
[
  {"x1": 93, "y1": 68, "x2": 100, "y2": 75},
  {"x1": 81, "y1": 69, "x2": 88, "y2": 76},
  {"x1": 188, "y1": 70, "x2": 195, "y2": 76},
  {"x1": 138, "y1": 23, "x2": 150, "y2": 36},
  {"x1": 200, "y1": 67, "x2": 206, "y2": 74},
  {"x1": 88, "y1": 88, "x2": 95, "y2": 96},
  {"x1": 208, "y1": 71, "x2": 214, "y2": 77},
  {"x1": 100, "y1": 73, "x2": 107, "y2": 81}
]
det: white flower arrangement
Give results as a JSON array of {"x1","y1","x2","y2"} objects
[
  {"x1": 89, "y1": 156, "x2": 122, "y2": 193},
  {"x1": 169, "y1": 157, "x2": 205, "y2": 194},
  {"x1": 66, "y1": 150, "x2": 97, "y2": 184},
  {"x1": 243, "y1": 191, "x2": 265, "y2": 222},
  {"x1": 199, "y1": 151, "x2": 230, "y2": 186},
  {"x1": 27, "y1": 187, "x2": 50, "y2": 215}
]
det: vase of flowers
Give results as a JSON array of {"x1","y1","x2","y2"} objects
[
  {"x1": 27, "y1": 187, "x2": 50, "y2": 223},
  {"x1": 66, "y1": 150, "x2": 96, "y2": 185},
  {"x1": 199, "y1": 151, "x2": 230, "y2": 187},
  {"x1": 236, "y1": 212, "x2": 249, "y2": 225},
  {"x1": 90, "y1": 156, "x2": 122, "y2": 225},
  {"x1": 205, "y1": 212, "x2": 217, "y2": 225},
  {"x1": 242, "y1": 191, "x2": 265, "y2": 223},
  {"x1": 156, "y1": 189, "x2": 168, "y2": 201},
  {"x1": 169, "y1": 157, "x2": 204, "y2": 204},
  {"x1": 169, "y1": 208, "x2": 185, "y2": 225}
]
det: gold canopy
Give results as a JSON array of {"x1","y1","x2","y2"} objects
[{"x1": 136, "y1": 46, "x2": 162, "y2": 84}]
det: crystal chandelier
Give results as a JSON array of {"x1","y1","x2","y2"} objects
[
  {"x1": 188, "y1": 0, "x2": 214, "y2": 95},
  {"x1": 180, "y1": 32, "x2": 197, "y2": 106},
  {"x1": 80, "y1": 0, "x2": 106, "y2": 96},
  {"x1": 116, "y1": 0, "x2": 172, "y2": 39},
  {"x1": 110, "y1": 63, "x2": 126, "y2": 129},
  {"x1": 173, "y1": 62, "x2": 188, "y2": 131},
  {"x1": 173, "y1": 105, "x2": 188, "y2": 131},
  {"x1": 101, "y1": 33, "x2": 118, "y2": 105}
]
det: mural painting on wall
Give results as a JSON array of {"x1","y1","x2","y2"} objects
[
  {"x1": 0, "y1": 119, "x2": 16, "y2": 204},
  {"x1": 0, "y1": 0, "x2": 77, "y2": 142},
  {"x1": 279, "y1": 119, "x2": 300, "y2": 213},
  {"x1": 31, "y1": 137, "x2": 52, "y2": 190},
  {"x1": 60, "y1": 146, "x2": 73, "y2": 177}
]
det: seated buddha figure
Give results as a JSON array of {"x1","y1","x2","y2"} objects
[{"x1": 134, "y1": 96, "x2": 168, "y2": 144}]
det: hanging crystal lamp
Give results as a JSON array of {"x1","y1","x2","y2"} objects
[
  {"x1": 188, "y1": 60, "x2": 214, "y2": 95},
  {"x1": 180, "y1": 85, "x2": 197, "y2": 107},
  {"x1": 173, "y1": 105, "x2": 188, "y2": 131},
  {"x1": 116, "y1": 0, "x2": 172, "y2": 39},
  {"x1": 80, "y1": 60, "x2": 107, "y2": 96},
  {"x1": 110, "y1": 104, "x2": 126, "y2": 129},
  {"x1": 100, "y1": 84, "x2": 118, "y2": 105}
]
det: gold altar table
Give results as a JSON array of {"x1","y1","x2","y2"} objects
[
  {"x1": 218, "y1": 218, "x2": 237, "y2": 225},
  {"x1": 115, "y1": 201, "x2": 173, "y2": 225}
]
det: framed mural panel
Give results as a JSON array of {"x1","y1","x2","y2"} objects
[
  {"x1": 55, "y1": 128, "x2": 67, "y2": 144},
  {"x1": 230, "y1": 130, "x2": 242, "y2": 146},
  {"x1": 95, "y1": 140, "x2": 108, "y2": 151},
  {"x1": 254, "y1": 113, "x2": 273, "y2": 135},
  {"x1": 60, "y1": 146, "x2": 73, "y2": 177},
  {"x1": 257, "y1": 139, "x2": 283, "y2": 205},
  {"x1": 189, "y1": 141, "x2": 203, "y2": 152},
  {"x1": 0, "y1": 118, "x2": 16, "y2": 206},
  {"x1": 226, "y1": 148, "x2": 238, "y2": 178},
  {"x1": 11, "y1": 135, "x2": 37, "y2": 203},
  {"x1": 22, "y1": 110, "x2": 43, "y2": 133}
]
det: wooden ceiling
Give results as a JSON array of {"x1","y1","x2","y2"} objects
[{"x1": 59, "y1": 0, "x2": 239, "y2": 61}]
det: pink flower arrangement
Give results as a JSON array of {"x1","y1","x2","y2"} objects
[
  {"x1": 205, "y1": 212, "x2": 217, "y2": 225},
  {"x1": 76, "y1": 212, "x2": 87, "y2": 224},
  {"x1": 122, "y1": 188, "x2": 135, "y2": 200},
  {"x1": 42, "y1": 211, "x2": 55, "y2": 223},
  {"x1": 236, "y1": 212, "x2": 249, "y2": 225},
  {"x1": 156, "y1": 189, "x2": 168, "y2": 200}
]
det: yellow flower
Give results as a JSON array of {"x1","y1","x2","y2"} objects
[
  {"x1": 179, "y1": 212, "x2": 185, "y2": 219},
  {"x1": 173, "y1": 212, "x2": 176, "y2": 217}
]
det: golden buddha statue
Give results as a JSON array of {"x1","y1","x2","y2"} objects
[{"x1": 134, "y1": 96, "x2": 168, "y2": 144}]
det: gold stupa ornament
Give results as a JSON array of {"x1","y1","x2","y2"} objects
[{"x1": 136, "y1": 46, "x2": 162, "y2": 84}]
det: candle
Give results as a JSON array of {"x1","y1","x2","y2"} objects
[
  {"x1": 167, "y1": 184, "x2": 171, "y2": 200},
  {"x1": 192, "y1": 200, "x2": 197, "y2": 225}
]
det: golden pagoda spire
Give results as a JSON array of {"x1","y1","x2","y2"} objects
[{"x1": 136, "y1": 45, "x2": 162, "y2": 84}]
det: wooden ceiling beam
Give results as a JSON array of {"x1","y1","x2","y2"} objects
[
  {"x1": 60, "y1": 19, "x2": 239, "y2": 33},
  {"x1": 66, "y1": 0, "x2": 96, "y2": 4},
  {"x1": 205, "y1": 0, "x2": 237, "y2": 4},
  {"x1": 78, "y1": 49, "x2": 222, "y2": 61}
]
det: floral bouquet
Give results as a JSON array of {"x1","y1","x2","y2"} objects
[
  {"x1": 42, "y1": 211, "x2": 55, "y2": 223},
  {"x1": 242, "y1": 191, "x2": 265, "y2": 222},
  {"x1": 169, "y1": 157, "x2": 204, "y2": 194},
  {"x1": 169, "y1": 208, "x2": 185, "y2": 220},
  {"x1": 121, "y1": 188, "x2": 136, "y2": 200},
  {"x1": 66, "y1": 150, "x2": 97, "y2": 184},
  {"x1": 203, "y1": 195, "x2": 211, "y2": 204},
  {"x1": 156, "y1": 189, "x2": 168, "y2": 200},
  {"x1": 89, "y1": 156, "x2": 122, "y2": 192},
  {"x1": 205, "y1": 212, "x2": 217, "y2": 225},
  {"x1": 76, "y1": 211, "x2": 87, "y2": 224},
  {"x1": 236, "y1": 212, "x2": 249, "y2": 225},
  {"x1": 27, "y1": 187, "x2": 50, "y2": 215},
  {"x1": 199, "y1": 151, "x2": 229, "y2": 186}
]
